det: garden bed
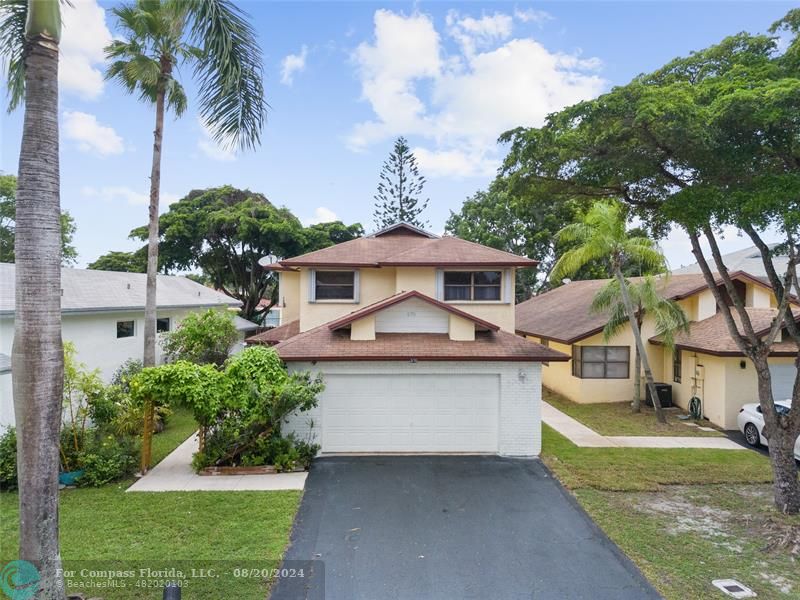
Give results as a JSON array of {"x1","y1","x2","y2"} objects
[{"x1": 199, "y1": 464, "x2": 306, "y2": 476}]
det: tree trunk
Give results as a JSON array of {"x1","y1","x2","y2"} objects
[
  {"x1": 13, "y1": 29, "x2": 66, "y2": 599},
  {"x1": 632, "y1": 343, "x2": 642, "y2": 413},
  {"x1": 143, "y1": 80, "x2": 166, "y2": 368},
  {"x1": 753, "y1": 354, "x2": 800, "y2": 513},
  {"x1": 614, "y1": 269, "x2": 666, "y2": 424}
]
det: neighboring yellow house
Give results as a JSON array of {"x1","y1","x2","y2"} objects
[
  {"x1": 247, "y1": 223, "x2": 567, "y2": 456},
  {"x1": 515, "y1": 272, "x2": 798, "y2": 430}
]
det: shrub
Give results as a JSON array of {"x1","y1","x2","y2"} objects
[
  {"x1": 111, "y1": 358, "x2": 143, "y2": 394},
  {"x1": 0, "y1": 427, "x2": 17, "y2": 491},
  {"x1": 161, "y1": 309, "x2": 238, "y2": 366},
  {"x1": 78, "y1": 434, "x2": 139, "y2": 487}
]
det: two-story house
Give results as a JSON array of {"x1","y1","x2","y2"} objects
[
  {"x1": 515, "y1": 271, "x2": 798, "y2": 430},
  {"x1": 247, "y1": 223, "x2": 567, "y2": 456}
]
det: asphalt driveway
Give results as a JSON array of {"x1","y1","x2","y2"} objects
[{"x1": 270, "y1": 456, "x2": 660, "y2": 600}]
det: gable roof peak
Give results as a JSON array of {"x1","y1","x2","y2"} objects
[{"x1": 369, "y1": 222, "x2": 439, "y2": 239}]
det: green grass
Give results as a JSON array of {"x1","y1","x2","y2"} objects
[
  {"x1": 544, "y1": 388, "x2": 723, "y2": 437},
  {"x1": 540, "y1": 424, "x2": 772, "y2": 491},
  {"x1": 541, "y1": 423, "x2": 800, "y2": 599},
  {"x1": 0, "y1": 409, "x2": 302, "y2": 598}
]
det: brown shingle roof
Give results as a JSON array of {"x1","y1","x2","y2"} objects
[
  {"x1": 277, "y1": 232, "x2": 537, "y2": 268},
  {"x1": 516, "y1": 274, "x2": 710, "y2": 343},
  {"x1": 325, "y1": 290, "x2": 500, "y2": 332},
  {"x1": 246, "y1": 319, "x2": 300, "y2": 346},
  {"x1": 650, "y1": 308, "x2": 800, "y2": 356},
  {"x1": 272, "y1": 327, "x2": 568, "y2": 362},
  {"x1": 514, "y1": 272, "x2": 789, "y2": 344}
]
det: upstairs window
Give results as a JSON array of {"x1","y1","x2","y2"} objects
[
  {"x1": 572, "y1": 345, "x2": 629, "y2": 379},
  {"x1": 444, "y1": 271, "x2": 502, "y2": 301},
  {"x1": 673, "y1": 349, "x2": 682, "y2": 384},
  {"x1": 313, "y1": 271, "x2": 356, "y2": 301}
]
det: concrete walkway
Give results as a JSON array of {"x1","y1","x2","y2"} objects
[
  {"x1": 126, "y1": 433, "x2": 307, "y2": 492},
  {"x1": 542, "y1": 402, "x2": 746, "y2": 450}
]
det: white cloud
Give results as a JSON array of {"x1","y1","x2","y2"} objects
[
  {"x1": 196, "y1": 118, "x2": 236, "y2": 162},
  {"x1": 63, "y1": 111, "x2": 124, "y2": 155},
  {"x1": 82, "y1": 186, "x2": 179, "y2": 207},
  {"x1": 347, "y1": 9, "x2": 606, "y2": 177},
  {"x1": 304, "y1": 207, "x2": 338, "y2": 225},
  {"x1": 514, "y1": 8, "x2": 553, "y2": 24},
  {"x1": 280, "y1": 45, "x2": 309, "y2": 86},
  {"x1": 60, "y1": 0, "x2": 113, "y2": 99}
]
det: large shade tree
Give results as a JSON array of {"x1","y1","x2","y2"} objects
[
  {"x1": 1, "y1": 0, "x2": 66, "y2": 594},
  {"x1": 129, "y1": 186, "x2": 363, "y2": 322},
  {"x1": 105, "y1": 0, "x2": 267, "y2": 374},
  {"x1": 500, "y1": 10, "x2": 800, "y2": 511}
]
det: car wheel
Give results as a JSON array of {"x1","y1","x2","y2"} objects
[{"x1": 744, "y1": 423, "x2": 761, "y2": 447}]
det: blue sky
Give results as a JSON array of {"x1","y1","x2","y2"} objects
[{"x1": 0, "y1": 1, "x2": 793, "y2": 269}]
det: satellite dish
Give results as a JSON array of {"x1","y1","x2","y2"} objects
[{"x1": 258, "y1": 254, "x2": 280, "y2": 267}]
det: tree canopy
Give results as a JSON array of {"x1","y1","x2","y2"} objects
[
  {"x1": 127, "y1": 186, "x2": 362, "y2": 321},
  {"x1": 0, "y1": 173, "x2": 77, "y2": 264},
  {"x1": 87, "y1": 248, "x2": 147, "y2": 273}
]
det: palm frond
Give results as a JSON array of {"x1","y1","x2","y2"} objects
[
  {"x1": 1, "y1": 0, "x2": 28, "y2": 112},
  {"x1": 185, "y1": 0, "x2": 267, "y2": 151}
]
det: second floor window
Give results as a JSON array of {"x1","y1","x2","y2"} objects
[
  {"x1": 444, "y1": 271, "x2": 502, "y2": 301},
  {"x1": 157, "y1": 317, "x2": 171, "y2": 333},
  {"x1": 116, "y1": 320, "x2": 135, "y2": 338},
  {"x1": 314, "y1": 271, "x2": 355, "y2": 300}
]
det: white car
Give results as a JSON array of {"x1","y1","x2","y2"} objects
[{"x1": 737, "y1": 400, "x2": 800, "y2": 460}]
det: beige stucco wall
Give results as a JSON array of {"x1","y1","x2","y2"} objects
[
  {"x1": 290, "y1": 265, "x2": 516, "y2": 332},
  {"x1": 449, "y1": 314, "x2": 475, "y2": 341},
  {"x1": 351, "y1": 315, "x2": 375, "y2": 340},
  {"x1": 278, "y1": 271, "x2": 301, "y2": 325}
]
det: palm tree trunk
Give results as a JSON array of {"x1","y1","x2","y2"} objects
[
  {"x1": 614, "y1": 269, "x2": 666, "y2": 424},
  {"x1": 140, "y1": 71, "x2": 167, "y2": 474},
  {"x1": 143, "y1": 83, "x2": 166, "y2": 368},
  {"x1": 632, "y1": 344, "x2": 642, "y2": 413},
  {"x1": 13, "y1": 19, "x2": 66, "y2": 598}
]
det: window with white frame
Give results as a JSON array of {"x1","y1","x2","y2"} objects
[
  {"x1": 157, "y1": 317, "x2": 171, "y2": 333},
  {"x1": 443, "y1": 271, "x2": 502, "y2": 301},
  {"x1": 572, "y1": 345, "x2": 630, "y2": 379},
  {"x1": 313, "y1": 271, "x2": 356, "y2": 301}
]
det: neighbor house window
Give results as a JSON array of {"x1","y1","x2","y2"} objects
[
  {"x1": 572, "y1": 345, "x2": 629, "y2": 379},
  {"x1": 673, "y1": 349, "x2": 682, "y2": 384},
  {"x1": 444, "y1": 271, "x2": 502, "y2": 301},
  {"x1": 116, "y1": 320, "x2": 135, "y2": 338},
  {"x1": 157, "y1": 317, "x2": 171, "y2": 333},
  {"x1": 313, "y1": 271, "x2": 356, "y2": 301}
]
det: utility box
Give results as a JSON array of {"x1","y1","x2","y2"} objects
[{"x1": 645, "y1": 383, "x2": 673, "y2": 408}]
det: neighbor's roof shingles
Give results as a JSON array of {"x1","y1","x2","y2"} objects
[
  {"x1": 650, "y1": 308, "x2": 799, "y2": 357},
  {"x1": 246, "y1": 319, "x2": 300, "y2": 346},
  {"x1": 0, "y1": 263, "x2": 239, "y2": 315},
  {"x1": 514, "y1": 272, "x2": 789, "y2": 344}
]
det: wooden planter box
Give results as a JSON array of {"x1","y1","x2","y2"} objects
[{"x1": 199, "y1": 465, "x2": 306, "y2": 476}]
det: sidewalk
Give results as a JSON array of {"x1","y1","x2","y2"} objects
[
  {"x1": 127, "y1": 433, "x2": 308, "y2": 492},
  {"x1": 542, "y1": 402, "x2": 746, "y2": 450}
]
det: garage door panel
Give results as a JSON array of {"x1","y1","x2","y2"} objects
[
  {"x1": 321, "y1": 373, "x2": 499, "y2": 453},
  {"x1": 770, "y1": 364, "x2": 796, "y2": 401}
]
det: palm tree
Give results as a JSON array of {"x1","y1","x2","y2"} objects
[
  {"x1": 105, "y1": 0, "x2": 266, "y2": 471},
  {"x1": 1, "y1": 0, "x2": 66, "y2": 595},
  {"x1": 591, "y1": 276, "x2": 690, "y2": 412},
  {"x1": 552, "y1": 200, "x2": 670, "y2": 423}
]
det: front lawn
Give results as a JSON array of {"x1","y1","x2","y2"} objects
[
  {"x1": 544, "y1": 388, "x2": 724, "y2": 437},
  {"x1": 541, "y1": 424, "x2": 800, "y2": 599},
  {"x1": 0, "y1": 409, "x2": 302, "y2": 599}
]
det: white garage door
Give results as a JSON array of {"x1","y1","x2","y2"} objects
[
  {"x1": 770, "y1": 364, "x2": 796, "y2": 401},
  {"x1": 321, "y1": 373, "x2": 499, "y2": 453}
]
